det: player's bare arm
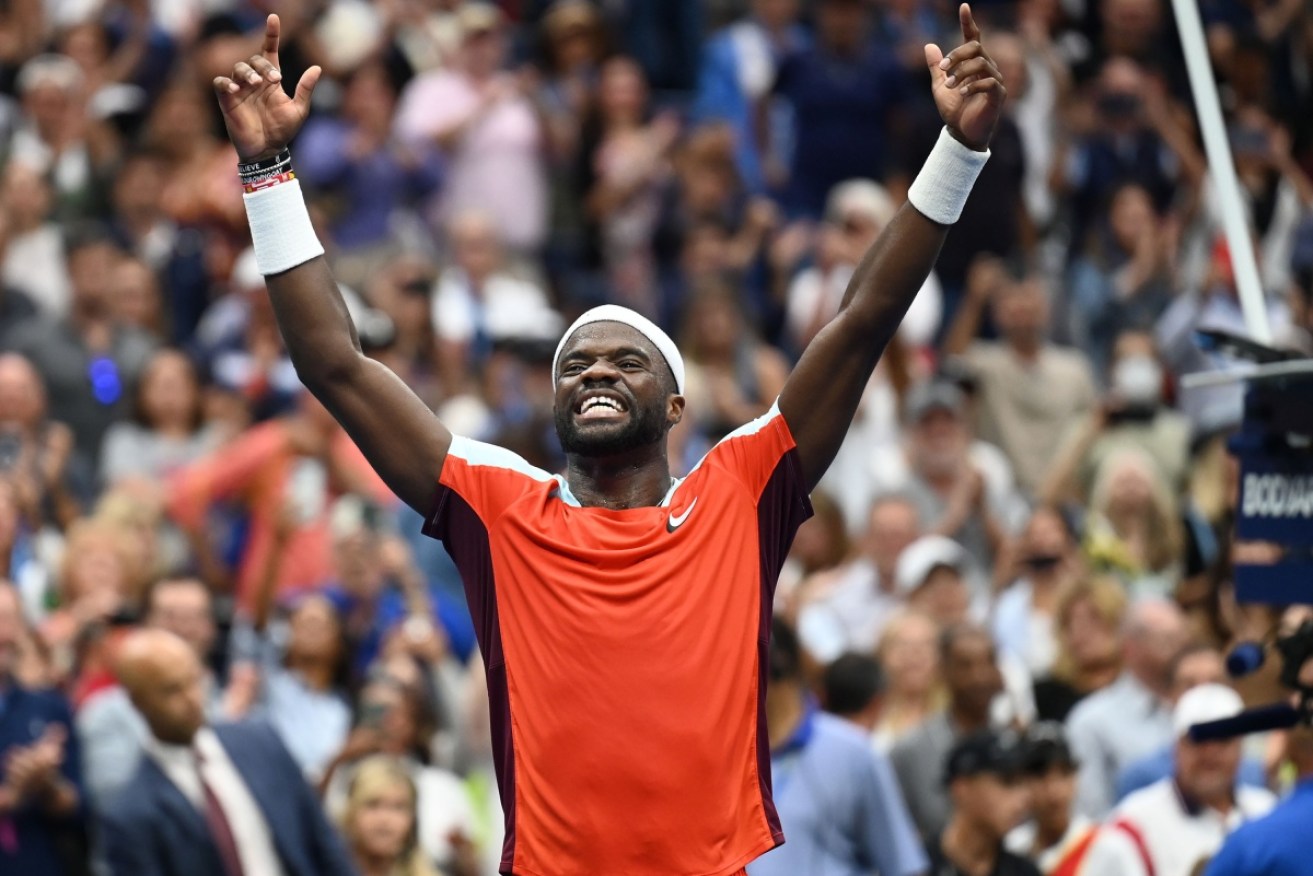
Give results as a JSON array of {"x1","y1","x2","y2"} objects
[
  {"x1": 778, "y1": 3, "x2": 1006, "y2": 491},
  {"x1": 214, "y1": 14, "x2": 451, "y2": 516}
]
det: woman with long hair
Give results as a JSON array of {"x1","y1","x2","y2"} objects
[
  {"x1": 341, "y1": 755, "x2": 441, "y2": 876},
  {"x1": 1083, "y1": 448, "x2": 1183, "y2": 598},
  {"x1": 1033, "y1": 576, "x2": 1127, "y2": 722},
  {"x1": 871, "y1": 610, "x2": 945, "y2": 751}
]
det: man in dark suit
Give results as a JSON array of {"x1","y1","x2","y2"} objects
[{"x1": 99, "y1": 628, "x2": 357, "y2": 876}]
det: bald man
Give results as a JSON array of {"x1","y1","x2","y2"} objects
[
  {"x1": 99, "y1": 629, "x2": 356, "y2": 876},
  {"x1": 1065, "y1": 597, "x2": 1189, "y2": 818}
]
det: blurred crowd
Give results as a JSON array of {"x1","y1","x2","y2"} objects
[{"x1": 1, "y1": 0, "x2": 1313, "y2": 875}]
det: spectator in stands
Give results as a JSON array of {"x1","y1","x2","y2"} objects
[
  {"x1": 929, "y1": 729, "x2": 1040, "y2": 876},
  {"x1": 1063, "y1": 185, "x2": 1178, "y2": 374},
  {"x1": 796, "y1": 492, "x2": 922, "y2": 663},
  {"x1": 870, "y1": 379, "x2": 1019, "y2": 573},
  {"x1": 944, "y1": 265, "x2": 1098, "y2": 494},
  {"x1": 894, "y1": 534, "x2": 976, "y2": 628},
  {"x1": 0, "y1": 352, "x2": 90, "y2": 529},
  {"x1": 822, "y1": 650, "x2": 885, "y2": 733},
  {"x1": 993, "y1": 506, "x2": 1081, "y2": 679},
  {"x1": 396, "y1": 2, "x2": 547, "y2": 255},
  {"x1": 1066, "y1": 596, "x2": 1187, "y2": 818},
  {"x1": 0, "y1": 225, "x2": 157, "y2": 469},
  {"x1": 339, "y1": 754, "x2": 440, "y2": 876},
  {"x1": 1114, "y1": 644, "x2": 1267, "y2": 802},
  {"x1": 1005, "y1": 722, "x2": 1096, "y2": 876},
  {"x1": 77, "y1": 576, "x2": 232, "y2": 807},
  {"x1": 892, "y1": 622, "x2": 1005, "y2": 840},
  {"x1": 749, "y1": 619, "x2": 927, "y2": 876},
  {"x1": 0, "y1": 581, "x2": 86, "y2": 876},
  {"x1": 0, "y1": 160, "x2": 72, "y2": 316},
  {"x1": 873, "y1": 611, "x2": 944, "y2": 751},
  {"x1": 99, "y1": 348, "x2": 221, "y2": 486},
  {"x1": 0, "y1": 209, "x2": 39, "y2": 328},
  {"x1": 1032, "y1": 576, "x2": 1127, "y2": 721},
  {"x1": 1083, "y1": 447, "x2": 1185, "y2": 597},
  {"x1": 692, "y1": 0, "x2": 806, "y2": 193},
  {"x1": 1041, "y1": 329, "x2": 1191, "y2": 507},
  {"x1": 100, "y1": 628, "x2": 356, "y2": 876},
  {"x1": 1081, "y1": 684, "x2": 1276, "y2": 876},
  {"x1": 770, "y1": 0, "x2": 907, "y2": 217}
]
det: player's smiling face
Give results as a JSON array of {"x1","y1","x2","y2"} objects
[{"x1": 553, "y1": 323, "x2": 683, "y2": 457}]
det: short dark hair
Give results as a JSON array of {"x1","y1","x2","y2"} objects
[
  {"x1": 62, "y1": 221, "x2": 120, "y2": 260},
  {"x1": 822, "y1": 652, "x2": 884, "y2": 717},
  {"x1": 769, "y1": 618, "x2": 803, "y2": 683},
  {"x1": 939, "y1": 621, "x2": 993, "y2": 664}
]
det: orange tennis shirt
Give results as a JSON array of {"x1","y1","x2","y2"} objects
[{"x1": 423, "y1": 404, "x2": 813, "y2": 876}]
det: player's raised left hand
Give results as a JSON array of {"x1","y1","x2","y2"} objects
[{"x1": 925, "y1": 4, "x2": 1006, "y2": 152}]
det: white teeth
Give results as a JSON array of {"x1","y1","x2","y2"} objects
[{"x1": 580, "y1": 397, "x2": 622, "y2": 414}]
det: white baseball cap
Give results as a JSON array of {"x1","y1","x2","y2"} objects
[
  {"x1": 894, "y1": 535, "x2": 966, "y2": 596},
  {"x1": 1173, "y1": 683, "x2": 1244, "y2": 738}
]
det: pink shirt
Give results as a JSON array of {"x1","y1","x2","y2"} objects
[{"x1": 395, "y1": 70, "x2": 547, "y2": 251}]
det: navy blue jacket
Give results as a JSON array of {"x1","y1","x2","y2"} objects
[
  {"x1": 0, "y1": 684, "x2": 87, "y2": 876},
  {"x1": 99, "y1": 721, "x2": 357, "y2": 876}
]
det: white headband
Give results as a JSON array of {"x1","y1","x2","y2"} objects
[{"x1": 552, "y1": 304, "x2": 685, "y2": 394}]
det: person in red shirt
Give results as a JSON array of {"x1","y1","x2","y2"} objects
[{"x1": 211, "y1": 7, "x2": 1006, "y2": 873}]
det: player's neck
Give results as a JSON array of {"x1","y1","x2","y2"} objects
[{"x1": 566, "y1": 447, "x2": 673, "y2": 510}]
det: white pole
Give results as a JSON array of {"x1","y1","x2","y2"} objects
[{"x1": 1170, "y1": 0, "x2": 1272, "y2": 344}]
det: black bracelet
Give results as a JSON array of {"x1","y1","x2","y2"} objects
[{"x1": 238, "y1": 148, "x2": 293, "y2": 185}]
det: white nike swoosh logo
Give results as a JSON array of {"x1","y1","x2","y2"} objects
[{"x1": 666, "y1": 497, "x2": 698, "y2": 533}]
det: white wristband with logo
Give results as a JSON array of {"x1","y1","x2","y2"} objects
[
  {"x1": 243, "y1": 179, "x2": 324, "y2": 276},
  {"x1": 907, "y1": 127, "x2": 990, "y2": 226}
]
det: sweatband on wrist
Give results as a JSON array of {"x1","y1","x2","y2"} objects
[
  {"x1": 907, "y1": 127, "x2": 990, "y2": 226},
  {"x1": 243, "y1": 178, "x2": 324, "y2": 276},
  {"x1": 238, "y1": 148, "x2": 292, "y2": 186}
]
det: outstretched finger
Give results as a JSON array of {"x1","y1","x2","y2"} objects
[
  {"x1": 261, "y1": 14, "x2": 281, "y2": 67},
  {"x1": 925, "y1": 43, "x2": 947, "y2": 84},
  {"x1": 293, "y1": 65, "x2": 322, "y2": 114},
  {"x1": 960, "y1": 3, "x2": 981, "y2": 44}
]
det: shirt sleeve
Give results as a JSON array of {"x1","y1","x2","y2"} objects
[
  {"x1": 858, "y1": 750, "x2": 930, "y2": 876},
  {"x1": 1067, "y1": 706, "x2": 1113, "y2": 819},
  {"x1": 423, "y1": 436, "x2": 553, "y2": 540}
]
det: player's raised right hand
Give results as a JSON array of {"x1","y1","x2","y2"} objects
[{"x1": 213, "y1": 14, "x2": 320, "y2": 162}]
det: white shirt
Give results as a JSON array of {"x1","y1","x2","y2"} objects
[
  {"x1": 1067, "y1": 673, "x2": 1175, "y2": 819},
  {"x1": 795, "y1": 559, "x2": 901, "y2": 662},
  {"x1": 1079, "y1": 778, "x2": 1276, "y2": 876},
  {"x1": 1007, "y1": 814, "x2": 1095, "y2": 873},
  {"x1": 146, "y1": 728, "x2": 286, "y2": 876}
]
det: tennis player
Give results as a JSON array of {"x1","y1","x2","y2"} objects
[{"x1": 214, "y1": 7, "x2": 1004, "y2": 874}]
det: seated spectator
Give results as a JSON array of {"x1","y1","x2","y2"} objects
[
  {"x1": 796, "y1": 492, "x2": 922, "y2": 662},
  {"x1": 943, "y1": 265, "x2": 1098, "y2": 495},
  {"x1": 1032, "y1": 576, "x2": 1127, "y2": 722},
  {"x1": 99, "y1": 348, "x2": 222, "y2": 486},
  {"x1": 339, "y1": 755, "x2": 443, "y2": 876},
  {"x1": 873, "y1": 611, "x2": 945, "y2": 751},
  {"x1": 1081, "y1": 685, "x2": 1276, "y2": 876},
  {"x1": 1006, "y1": 722, "x2": 1096, "y2": 875},
  {"x1": 749, "y1": 619, "x2": 927, "y2": 876},
  {"x1": 928, "y1": 729, "x2": 1040, "y2": 876},
  {"x1": 0, "y1": 581, "x2": 87, "y2": 876},
  {"x1": 100, "y1": 629, "x2": 356, "y2": 876},
  {"x1": 892, "y1": 622, "x2": 1004, "y2": 840},
  {"x1": 992, "y1": 506, "x2": 1082, "y2": 678},
  {"x1": 1066, "y1": 597, "x2": 1187, "y2": 819},
  {"x1": 1114, "y1": 644, "x2": 1268, "y2": 803},
  {"x1": 1083, "y1": 447, "x2": 1184, "y2": 597}
]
